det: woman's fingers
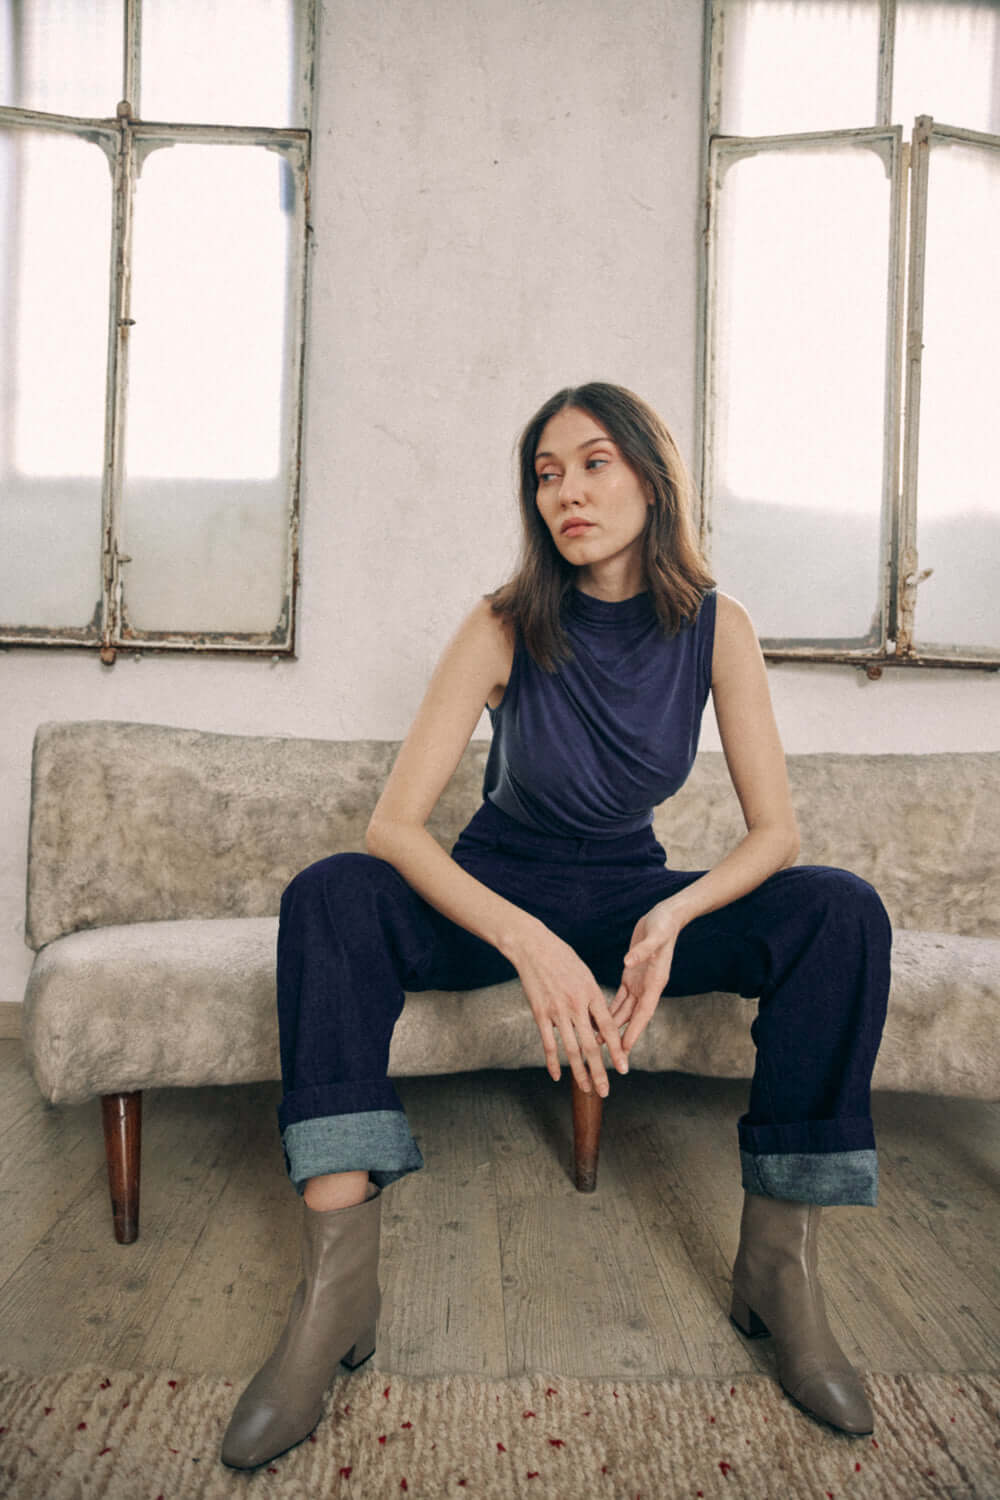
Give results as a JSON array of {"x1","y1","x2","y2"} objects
[
  {"x1": 623, "y1": 934, "x2": 660, "y2": 968},
  {"x1": 620, "y1": 973, "x2": 664, "y2": 1051},
  {"x1": 531, "y1": 1005, "x2": 594, "y2": 1091},
  {"x1": 585, "y1": 993, "x2": 627, "y2": 1072},
  {"x1": 555, "y1": 1022, "x2": 603, "y2": 1096},
  {"x1": 554, "y1": 997, "x2": 630, "y2": 1097},
  {"x1": 611, "y1": 993, "x2": 636, "y2": 1028},
  {"x1": 537, "y1": 1017, "x2": 562, "y2": 1083},
  {"x1": 617, "y1": 915, "x2": 680, "y2": 1055},
  {"x1": 578, "y1": 1009, "x2": 615, "y2": 1094},
  {"x1": 620, "y1": 960, "x2": 672, "y2": 1052},
  {"x1": 520, "y1": 933, "x2": 634, "y2": 1093},
  {"x1": 529, "y1": 915, "x2": 681, "y2": 1086},
  {"x1": 622, "y1": 1007, "x2": 654, "y2": 1053}
]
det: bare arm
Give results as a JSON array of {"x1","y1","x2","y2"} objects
[
  {"x1": 366, "y1": 600, "x2": 532, "y2": 956},
  {"x1": 612, "y1": 592, "x2": 800, "y2": 1048},
  {"x1": 366, "y1": 599, "x2": 629, "y2": 1093},
  {"x1": 659, "y1": 590, "x2": 799, "y2": 918}
]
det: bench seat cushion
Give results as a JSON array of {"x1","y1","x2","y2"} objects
[{"x1": 22, "y1": 918, "x2": 1000, "y2": 1106}]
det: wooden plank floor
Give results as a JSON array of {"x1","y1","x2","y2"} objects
[{"x1": 1, "y1": 1039, "x2": 997, "y2": 1382}]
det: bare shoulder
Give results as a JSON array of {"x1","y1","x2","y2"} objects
[
  {"x1": 712, "y1": 591, "x2": 762, "y2": 681},
  {"x1": 438, "y1": 596, "x2": 514, "y2": 704},
  {"x1": 369, "y1": 598, "x2": 514, "y2": 830},
  {"x1": 458, "y1": 596, "x2": 514, "y2": 667},
  {"x1": 714, "y1": 590, "x2": 755, "y2": 636},
  {"x1": 463, "y1": 595, "x2": 513, "y2": 644}
]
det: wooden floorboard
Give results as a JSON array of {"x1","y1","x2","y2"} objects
[
  {"x1": 0, "y1": 1040, "x2": 997, "y2": 1381},
  {"x1": 611, "y1": 1078, "x2": 764, "y2": 1381},
  {"x1": 0, "y1": 1041, "x2": 111, "y2": 1290},
  {"x1": 488, "y1": 1072, "x2": 682, "y2": 1379},
  {"x1": 137, "y1": 1081, "x2": 299, "y2": 1377},
  {"x1": 0, "y1": 1002, "x2": 22, "y2": 1040},
  {"x1": 379, "y1": 1072, "x2": 509, "y2": 1378}
]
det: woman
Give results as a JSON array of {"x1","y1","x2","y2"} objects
[{"x1": 221, "y1": 382, "x2": 890, "y2": 1468}]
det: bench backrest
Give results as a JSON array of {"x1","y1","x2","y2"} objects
[{"x1": 25, "y1": 720, "x2": 999, "y2": 947}]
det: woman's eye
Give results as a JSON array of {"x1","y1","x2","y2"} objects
[
  {"x1": 538, "y1": 471, "x2": 559, "y2": 484},
  {"x1": 586, "y1": 456, "x2": 609, "y2": 470}
]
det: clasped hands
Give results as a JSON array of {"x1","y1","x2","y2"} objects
[{"x1": 515, "y1": 901, "x2": 683, "y2": 1098}]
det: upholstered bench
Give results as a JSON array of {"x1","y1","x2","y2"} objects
[{"x1": 22, "y1": 721, "x2": 1000, "y2": 1242}]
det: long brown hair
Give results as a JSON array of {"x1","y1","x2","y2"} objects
[{"x1": 489, "y1": 382, "x2": 715, "y2": 669}]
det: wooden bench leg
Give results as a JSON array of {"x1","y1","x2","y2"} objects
[
  {"x1": 100, "y1": 1091, "x2": 142, "y2": 1244},
  {"x1": 571, "y1": 1077, "x2": 603, "y2": 1192}
]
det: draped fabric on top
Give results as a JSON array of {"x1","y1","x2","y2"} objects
[{"x1": 483, "y1": 588, "x2": 717, "y2": 840}]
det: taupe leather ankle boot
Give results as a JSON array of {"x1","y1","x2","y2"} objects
[
  {"x1": 221, "y1": 1185, "x2": 382, "y2": 1469},
  {"x1": 730, "y1": 1192, "x2": 874, "y2": 1435}
]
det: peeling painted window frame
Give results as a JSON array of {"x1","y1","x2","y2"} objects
[
  {"x1": 701, "y1": 0, "x2": 1000, "y2": 673},
  {"x1": 0, "y1": 0, "x2": 316, "y2": 661}
]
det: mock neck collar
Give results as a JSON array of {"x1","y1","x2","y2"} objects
[{"x1": 565, "y1": 587, "x2": 656, "y2": 628}]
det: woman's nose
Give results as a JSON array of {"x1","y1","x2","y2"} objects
[{"x1": 558, "y1": 469, "x2": 584, "y2": 504}]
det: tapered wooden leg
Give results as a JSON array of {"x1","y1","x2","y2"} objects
[
  {"x1": 571, "y1": 1077, "x2": 604, "y2": 1192},
  {"x1": 100, "y1": 1091, "x2": 142, "y2": 1244}
]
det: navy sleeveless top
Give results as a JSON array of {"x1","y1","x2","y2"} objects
[{"x1": 483, "y1": 588, "x2": 717, "y2": 839}]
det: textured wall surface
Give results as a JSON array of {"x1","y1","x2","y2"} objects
[{"x1": 26, "y1": 722, "x2": 1000, "y2": 948}]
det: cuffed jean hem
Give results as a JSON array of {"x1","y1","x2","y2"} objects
[
  {"x1": 737, "y1": 1113, "x2": 876, "y2": 1157},
  {"x1": 282, "y1": 1110, "x2": 426, "y2": 1194},
  {"x1": 740, "y1": 1148, "x2": 878, "y2": 1206}
]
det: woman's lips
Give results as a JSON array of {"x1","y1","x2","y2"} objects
[{"x1": 561, "y1": 520, "x2": 594, "y2": 537}]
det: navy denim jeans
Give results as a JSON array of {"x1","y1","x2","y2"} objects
[{"x1": 276, "y1": 800, "x2": 891, "y2": 1205}]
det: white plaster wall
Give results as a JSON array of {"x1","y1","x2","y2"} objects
[{"x1": 2, "y1": 0, "x2": 998, "y2": 1010}]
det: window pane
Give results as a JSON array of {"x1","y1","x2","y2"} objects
[
  {"x1": 0, "y1": 127, "x2": 111, "y2": 631},
  {"x1": 0, "y1": 0, "x2": 121, "y2": 117},
  {"x1": 140, "y1": 0, "x2": 296, "y2": 126},
  {"x1": 911, "y1": 137, "x2": 1000, "y2": 653},
  {"x1": 719, "y1": 0, "x2": 879, "y2": 134},
  {"x1": 709, "y1": 141, "x2": 893, "y2": 642},
  {"x1": 122, "y1": 142, "x2": 299, "y2": 636},
  {"x1": 895, "y1": 2, "x2": 1000, "y2": 136}
]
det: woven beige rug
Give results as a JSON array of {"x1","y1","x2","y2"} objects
[{"x1": 1, "y1": 1365, "x2": 997, "y2": 1499}]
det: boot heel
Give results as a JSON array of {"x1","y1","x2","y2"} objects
[
  {"x1": 341, "y1": 1325, "x2": 376, "y2": 1370},
  {"x1": 730, "y1": 1292, "x2": 769, "y2": 1339}
]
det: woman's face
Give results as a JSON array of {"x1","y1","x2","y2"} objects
[{"x1": 533, "y1": 406, "x2": 652, "y2": 593}]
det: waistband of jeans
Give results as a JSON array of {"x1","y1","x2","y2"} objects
[{"x1": 459, "y1": 798, "x2": 662, "y2": 863}]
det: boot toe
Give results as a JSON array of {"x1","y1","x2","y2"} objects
[
  {"x1": 221, "y1": 1398, "x2": 319, "y2": 1470},
  {"x1": 787, "y1": 1370, "x2": 874, "y2": 1436}
]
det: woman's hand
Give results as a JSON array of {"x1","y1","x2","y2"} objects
[
  {"x1": 513, "y1": 922, "x2": 630, "y2": 1096},
  {"x1": 611, "y1": 902, "x2": 685, "y2": 1054}
]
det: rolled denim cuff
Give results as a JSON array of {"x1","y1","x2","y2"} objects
[
  {"x1": 282, "y1": 1110, "x2": 425, "y2": 1193},
  {"x1": 740, "y1": 1148, "x2": 878, "y2": 1206}
]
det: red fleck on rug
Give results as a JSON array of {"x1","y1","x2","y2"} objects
[{"x1": 0, "y1": 1365, "x2": 997, "y2": 1499}]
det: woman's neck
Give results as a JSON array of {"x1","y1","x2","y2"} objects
[{"x1": 574, "y1": 555, "x2": 646, "y2": 602}]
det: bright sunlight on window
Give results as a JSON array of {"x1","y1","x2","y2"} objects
[
  {"x1": 0, "y1": 0, "x2": 313, "y2": 655},
  {"x1": 706, "y1": 0, "x2": 1000, "y2": 667}
]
